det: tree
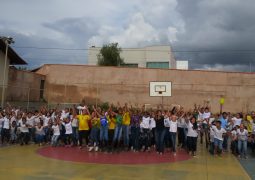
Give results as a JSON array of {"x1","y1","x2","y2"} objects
[{"x1": 97, "y1": 43, "x2": 124, "y2": 66}]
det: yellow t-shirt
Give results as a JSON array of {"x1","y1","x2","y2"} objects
[
  {"x1": 77, "y1": 114, "x2": 90, "y2": 130},
  {"x1": 247, "y1": 115, "x2": 253, "y2": 133},
  {"x1": 91, "y1": 117, "x2": 100, "y2": 128},
  {"x1": 122, "y1": 112, "x2": 131, "y2": 126},
  {"x1": 108, "y1": 117, "x2": 116, "y2": 130}
]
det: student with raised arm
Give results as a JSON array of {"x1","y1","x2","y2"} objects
[
  {"x1": 112, "y1": 108, "x2": 123, "y2": 151},
  {"x1": 237, "y1": 124, "x2": 248, "y2": 159},
  {"x1": 169, "y1": 113, "x2": 178, "y2": 156},
  {"x1": 130, "y1": 109, "x2": 141, "y2": 152},
  {"x1": 186, "y1": 116, "x2": 198, "y2": 156},
  {"x1": 122, "y1": 103, "x2": 131, "y2": 151},
  {"x1": 177, "y1": 109, "x2": 186, "y2": 148},
  {"x1": 212, "y1": 121, "x2": 226, "y2": 156},
  {"x1": 93, "y1": 106, "x2": 109, "y2": 151},
  {"x1": 51, "y1": 120, "x2": 60, "y2": 147},
  {"x1": 62, "y1": 117, "x2": 73, "y2": 147},
  {"x1": 164, "y1": 110, "x2": 171, "y2": 151},
  {"x1": 88, "y1": 111, "x2": 100, "y2": 152},
  {"x1": 73, "y1": 105, "x2": 91, "y2": 149},
  {"x1": 155, "y1": 110, "x2": 165, "y2": 155},
  {"x1": 140, "y1": 111, "x2": 151, "y2": 152},
  {"x1": 20, "y1": 117, "x2": 30, "y2": 145},
  {"x1": 108, "y1": 107, "x2": 116, "y2": 152}
]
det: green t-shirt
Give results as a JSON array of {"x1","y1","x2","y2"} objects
[{"x1": 116, "y1": 114, "x2": 123, "y2": 125}]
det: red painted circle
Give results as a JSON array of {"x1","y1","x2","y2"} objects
[{"x1": 37, "y1": 146, "x2": 192, "y2": 165}]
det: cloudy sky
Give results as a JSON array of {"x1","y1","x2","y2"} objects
[{"x1": 1, "y1": 0, "x2": 255, "y2": 71}]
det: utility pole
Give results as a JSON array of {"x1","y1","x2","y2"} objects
[{"x1": 0, "y1": 36, "x2": 14, "y2": 108}]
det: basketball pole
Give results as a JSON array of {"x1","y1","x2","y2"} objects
[{"x1": 161, "y1": 96, "x2": 163, "y2": 109}]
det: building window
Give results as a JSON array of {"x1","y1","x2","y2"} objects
[
  {"x1": 146, "y1": 62, "x2": 169, "y2": 69},
  {"x1": 121, "y1": 63, "x2": 138, "y2": 67},
  {"x1": 40, "y1": 80, "x2": 45, "y2": 99}
]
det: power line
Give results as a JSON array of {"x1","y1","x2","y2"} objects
[{"x1": 12, "y1": 45, "x2": 255, "y2": 53}]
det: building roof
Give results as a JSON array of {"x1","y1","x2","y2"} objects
[{"x1": 0, "y1": 40, "x2": 27, "y2": 65}]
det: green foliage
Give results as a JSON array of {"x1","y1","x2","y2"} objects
[
  {"x1": 100, "y1": 102, "x2": 110, "y2": 111},
  {"x1": 97, "y1": 43, "x2": 124, "y2": 66}
]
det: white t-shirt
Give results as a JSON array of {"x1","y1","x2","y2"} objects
[
  {"x1": 34, "y1": 115, "x2": 41, "y2": 125},
  {"x1": 164, "y1": 117, "x2": 170, "y2": 127},
  {"x1": 169, "y1": 120, "x2": 177, "y2": 132},
  {"x1": 10, "y1": 116, "x2": 16, "y2": 124},
  {"x1": 237, "y1": 129, "x2": 248, "y2": 141},
  {"x1": 212, "y1": 126, "x2": 226, "y2": 141},
  {"x1": 232, "y1": 117, "x2": 242, "y2": 127},
  {"x1": 61, "y1": 111, "x2": 69, "y2": 120},
  {"x1": 43, "y1": 116, "x2": 50, "y2": 127},
  {"x1": 52, "y1": 125, "x2": 60, "y2": 136},
  {"x1": 0, "y1": 118, "x2": 4, "y2": 128},
  {"x1": 140, "y1": 116, "x2": 150, "y2": 129},
  {"x1": 71, "y1": 115, "x2": 78, "y2": 127},
  {"x1": 231, "y1": 130, "x2": 237, "y2": 139},
  {"x1": 198, "y1": 112, "x2": 204, "y2": 121},
  {"x1": 186, "y1": 122, "x2": 198, "y2": 137},
  {"x1": 26, "y1": 116, "x2": 35, "y2": 127},
  {"x1": 64, "y1": 122, "x2": 72, "y2": 134},
  {"x1": 209, "y1": 127, "x2": 215, "y2": 142},
  {"x1": 203, "y1": 112, "x2": 211, "y2": 120},
  {"x1": 149, "y1": 118, "x2": 156, "y2": 129},
  {"x1": 3, "y1": 117, "x2": 10, "y2": 129},
  {"x1": 20, "y1": 121, "x2": 29, "y2": 133},
  {"x1": 177, "y1": 117, "x2": 186, "y2": 128}
]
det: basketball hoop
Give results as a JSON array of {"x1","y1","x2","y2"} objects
[{"x1": 149, "y1": 82, "x2": 172, "y2": 97}]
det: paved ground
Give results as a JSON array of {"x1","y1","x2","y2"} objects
[
  {"x1": 239, "y1": 148, "x2": 255, "y2": 179},
  {"x1": 0, "y1": 144, "x2": 251, "y2": 180}
]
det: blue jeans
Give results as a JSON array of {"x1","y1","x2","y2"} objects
[
  {"x1": 90, "y1": 127, "x2": 99, "y2": 145},
  {"x1": 164, "y1": 127, "x2": 171, "y2": 148},
  {"x1": 238, "y1": 140, "x2": 247, "y2": 157},
  {"x1": 100, "y1": 125, "x2": 108, "y2": 141},
  {"x1": 214, "y1": 138, "x2": 223, "y2": 150},
  {"x1": 36, "y1": 134, "x2": 44, "y2": 143},
  {"x1": 72, "y1": 127, "x2": 78, "y2": 144},
  {"x1": 122, "y1": 125, "x2": 129, "y2": 146},
  {"x1": 170, "y1": 132, "x2": 177, "y2": 152},
  {"x1": 223, "y1": 135, "x2": 228, "y2": 150},
  {"x1": 113, "y1": 124, "x2": 122, "y2": 142},
  {"x1": 131, "y1": 126, "x2": 140, "y2": 150},
  {"x1": 51, "y1": 135, "x2": 59, "y2": 146},
  {"x1": 155, "y1": 128, "x2": 166, "y2": 153},
  {"x1": 209, "y1": 142, "x2": 214, "y2": 155}
]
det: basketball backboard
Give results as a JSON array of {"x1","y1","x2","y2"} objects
[{"x1": 149, "y1": 81, "x2": 172, "y2": 97}]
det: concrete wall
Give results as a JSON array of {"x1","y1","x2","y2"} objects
[
  {"x1": 0, "y1": 51, "x2": 10, "y2": 103},
  {"x1": 7, "y1": 68, "x2": 45, "y2": 102},
  {"x1": 36, "y1": 64, "x2": 255, "y2": 113},
  {"x1": 88, "y1": 45, "x2": 176, "y2": 68}
]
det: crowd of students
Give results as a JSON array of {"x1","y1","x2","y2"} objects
[{"x1": 0, "y1": 102, "x2": 254, "y2": 159}]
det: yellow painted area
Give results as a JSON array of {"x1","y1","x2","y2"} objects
[{"x1": 0, "y1": 145, "x2": 250, "y2": 180}]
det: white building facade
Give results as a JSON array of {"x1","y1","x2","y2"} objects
[
  {"x1": 176, "y1": 60, "x2": 189, "y2": 70},
  {"x1": 88, "y1": 45, "x2": 176, "y2": 69}
]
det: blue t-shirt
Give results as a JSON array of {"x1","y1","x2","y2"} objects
[
  {"x1": 100, "y1": 116, "x2": 108, "y2": 127},
  {"x1": 220, "y1": 116, "x2": 227, "y2": 129}
]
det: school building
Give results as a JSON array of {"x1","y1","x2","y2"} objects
[{"x1": 88, "y1": 45, "x2": 177, "y2": 69}]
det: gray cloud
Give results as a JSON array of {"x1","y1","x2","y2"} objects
[
  {"x1": 174, "y1": 0, "x2": 255, "y2": 71},
  {"x1": 1, "y1": 0, "x2": 255, "y2": 72}
]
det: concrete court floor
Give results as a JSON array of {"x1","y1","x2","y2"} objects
[{"x1": 0, "y1": 144, "x2": 251, "y2": 180}]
